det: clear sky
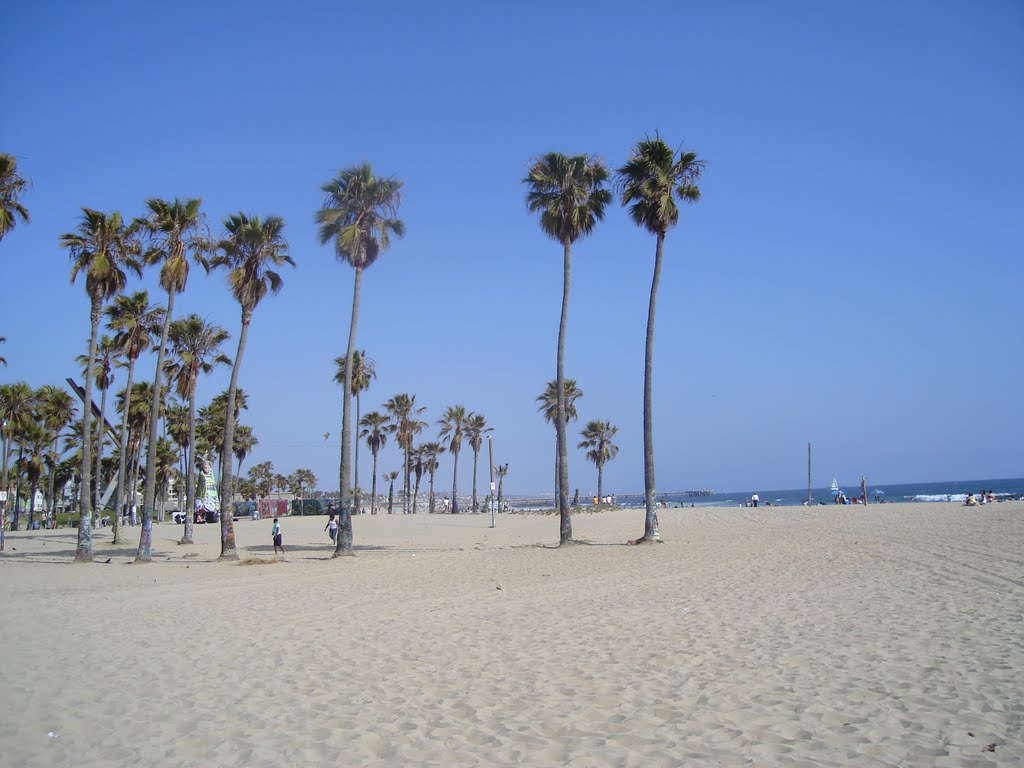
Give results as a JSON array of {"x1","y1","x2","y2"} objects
[{"x1": 2, "y1": 1, "x2": 1022, "y2": 496}]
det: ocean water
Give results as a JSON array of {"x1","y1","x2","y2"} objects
[{"x1": 509, "y1": 478, "x2": 1024, "y2": 510}]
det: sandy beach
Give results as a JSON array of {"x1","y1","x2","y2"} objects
[{"x1": 1, "y1": 501, "x2": 1021, "y2": 767}]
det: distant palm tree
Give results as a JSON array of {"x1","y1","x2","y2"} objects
[
  {"x1": 317, "y1": 164, "x2": 404, "y2": 553},
  {"x1": 617, "y1": 135, "x2": 703, "y2": 541},
  {"x1": 1, "y1": 383, "x2": 36, "y2": 541},
  {"x1": 496, "y1": 463, "x2": 509, "y2": 507},
  {"x1": 536, "y1": 378, "x2": 583, "y2": 505},
  {"x1": 438, "y1": 405, "x2": 470, "y2": 513},
  {"x1": 359, "y1": 411, "x2": 388, "y2": 515},
  {"x1": 211, "y1": 212, "x2": 293, "y2": 559},
  {"x1": 37, "y1": 385, "x2": 76, "y2": 527},
  {"x1": 133, "y1": 197, "x2": 209, "y2": 562},
  {"x1": 419, "y1": 441, "x2": 443, "y2": 513},
  {"x1": 290, "y1": 468, "x2": 317, "y2": 515},
  {"x1": 0, "y1": 336, "x2": 6, "y2": 367},
  {"x1": 578, "y1": 419, "x2": 619, "y2": 504},
  {"x1": 524, "y1": 153, "x2": 611, "y2": 544},
  {"x1": 465, "y1": 412, "x2": 492, "y2": 512},
  {"x1": 410, "y1": 445, "x2": 425, "y2": 514},
  {"x1": 335, "y1": 350, "x2": 375, "y2": 511},
  {"x1": 0, "y1": 152, "x2": 31, "y2": 243},
  {"x1": 384, "y1": 393, "x2": 427, "y2": 515},
  {"x1": 165, "y1": 314, "x2": 231, "y2": 544},
  {"x1": 384, "y1": 470, "x2": 400, "y2": 515},
  {"x1": 106, "y1": 290, "x2": 162, "y2": 544},
  {"x1": 233, "y1": 424, "x2": 257, "y2": 476},
  {"x1": 61, "y1": 207, "x2": 142, "y2": 561}
]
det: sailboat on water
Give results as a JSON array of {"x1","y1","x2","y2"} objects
[{"x1": 830, "y1": 478, "x2": 840, "y2": 498}]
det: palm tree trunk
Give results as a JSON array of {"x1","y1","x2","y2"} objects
[
  {"x1": 471, "y1": 450, "x2": 479, "y2": 513},
  {"x1": 137, "y1": 291, "x2": 175, "y2": 562},
  {"x1": 428, "y1": 470, "x2": 435, "y2": 513},
  {"x1": 450, "y1": 449, "x2": 459, "y2": 513},
  {"x1": 370, "y1": 450, "x2": 378, "y2": 515},
  {"x1": 353, "y1": 392, "x2": 360, "y2": 513},
  {"x1": 555, "y1": 241, "x2": 572, "y2": 544},
  {"x1": 1, "y1": 434, "x2": 9, "y2": 550},
  {"x1": 335, "y1": 267, "x2": 360, "y2": 555},
  {"x1": 112, "y1": 357, "x2": 135, "y2": 545},
  {"x1": 218, "y1": 311, "x2": 252, "y2": 560},
  {"x1": 642, "y1": 232, "x2": 664, "y2": 541},
  {"x1": 597, "y1": 463, "x2": 603, "y2": 505},
  {"x1": 76, "y1": 294, "x2": 101, "y2": 562},
  {"x1": 181, "y1": 389, "x2": 197, "y2": 544},
  {"x1": 403, "y1": 445, "x2": 410, "y2": 515},
  {"x1": 387, "y1": 479, "x2": 394, "y2": 514},
  {"x1": 93, "y1": 383, "x2": 108, "y2": 518}
]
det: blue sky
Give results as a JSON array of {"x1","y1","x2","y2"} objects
[{"x1": 2, "y1": 1, "x2": 1022, "y2": 496}]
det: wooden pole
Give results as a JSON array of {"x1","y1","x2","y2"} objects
[{"x1": 807, "y1": 442, "x2": 812, "y2": 506}]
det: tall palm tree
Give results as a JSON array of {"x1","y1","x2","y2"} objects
[
  {"x1": 524, "y1": 153, "x2": 611, "y2": 544},
  {"x1": 383, "y1": 470, "x2": 400, "y2": 515},
  {"x1": 317, "y1": 164, "x2": 404, "y2": 552},
  {"x1": 211, "y1": 213, "x2": 293, "y2": 559},
  {"x1": 165, "y1": 314, "x2": 231, "y2": 544},
  {"x1": 21, "y1": 420, "x2": 50, "y2": 530},
  {"x1": 420, "y1": 441, "x2": 443, "y2": 513},
  {"x1": 197, "y1": 388, "x2": 248, "y2": 471},
  {"x1": 617, "y1": 136, "x2": 703, "y2": 541},
  {"x1": 133, "y1": 197, "x2": 209, "y2": 562},
  {"x1": 334, "y1": 350, "x2": 375, "y2": 510},
  {"x1": 0, "y1": 153, "x2": 31, "y2": 243},
  {"x1": 77, "y1": 335, "x2": 116, "y2": 516},
  {"x1": 61, "y1": 207, "x2": 142, "y2": 561},
  {"x1": 359, "y1": 411, "x2": 388, "y2": 515},
  {"x1": 232, "y1": 424, "x2": 257, "y2": 476},
  {"x1": 106, "y1": 290, "x2": 162, "y2": 544},
  {"x1": 536, "y1": 378, "x2": 583, "y2": 505},
  {"x1": 438, "y1": 405, "x2": 470, "y2": 513},
  {"x1": 465, "y1": 412, "x2": 492, "y2": 513},
  {"x1": 578, "y1": 419, "x2": 619, "y2": 504},
  {"x1": 384, "y1": 393, "x2": 426, "y2": 515}
]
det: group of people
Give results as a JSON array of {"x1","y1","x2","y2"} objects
[{"x1": 964, "y1": 491, "x2": 996, "y2": 506}]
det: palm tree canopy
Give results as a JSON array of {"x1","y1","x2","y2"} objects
[
  {"x1": 0, "y1": 152, "x2": 31, "y2": 241},
  {"x1": 135, "y1": 198, "x2": 210, "y2": 295},
  {"x1": 578, "y1": 419, "x2": 620, "y2": 466},
  {"x1": 384, "y1": 393, "x2": 427, "y2": 451},
  {"x1": 536, "y1": 379, "x2": 583, "y2": 425},
  {"x1": 334, "y1": 350, "x2": 376, "y2": 395},
  {"x1": 105, "y1": 290, "x2": 164, "y2": 363},
  {"x1": 212, "y1": 213, "x2": 294, "y2": 314},
  {"x1": 164, "y1": 314, "x2": 231, "y2": 400},
  {"x1": 316, "y1": 164, "x2": 405, "y2": 270},
  {"x1": 61, "y1": 208, "x2": 142, "y2": 301},
  {"x1": 77, "y1": 335, "x2": 117, "y2": 390},
  {"x1": 438, "y1": 405, "x2": 469, "y2": 455},
  {"x1": 360, "y1": 411, "x2": 389, "y2": 454},
  {"x1": 466, "y1": 412, "x2": 491, "y2": 453},
  {"x1": 524, "y1": 153, "x2": 612, "y2": 246},
  {"x1": 616, "y1": 136, "x2": 704, "y2": 237}
]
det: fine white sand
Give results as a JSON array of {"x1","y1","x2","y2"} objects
[{"x1": 1, "y1": 501, "x2": 1022, "y2": 767}]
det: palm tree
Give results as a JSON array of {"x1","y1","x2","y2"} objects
[
  {"x1": 0, "y1": 153, "x2": 31, "y2": 243},
  {"x1": 410, "y1": 445, "x2": 425, "y2": 514},
  {"x1": 359, "y1": 411, "x2": 388, "y2": 515},
  {"x1": 496, "y1": 463, "x2": 509, "y2": 508},
  {"x1": 616, "y1": 136, "x2": 703, "y2": 541},
  {"x1": 211, "y1": 213, "x2": 293, "y2": 560},
  {"x1": 289, "y1": 468, "x2": 317, "y2": 516},
  {"x1": 1, "y1": 382, "x2": 37, "y2": 542},
  {"x1": 316, "y1": 164, "x2": 404, "y2": 552},
  {"x1": 334, "y1": 350, "x2": 375, "y2": 510},
  {"x1": 165, "y1": 314, "x2": 231, "y2": 544},
  {"x1": 384, "y1": 393, "x2": 426, "y2": 515},
  {"x1": 21, "y1": 420, "x2": 50, "y2": 530},
  {"x1": 384, "y1": 470, "x2": 400, "y2": 515},
  {"x1": 578, "y1": 420, "x2": 619, "y2": 504},
  {"x1": 438, "y1": 405, "x2": 470, "y2": 513},
  {"x1": 196, "y1": 388, "x2": 248, "y2": 470},
  {"x1": 106, "y1": 290, "x2": 162, "y2": 544},
  {"x1": 233, "y1": 424, "x2": 257, "y2": 476},
  {"x1": 61, "y1": 207, "x2": 142, "y2": 561},
  {"x1": 0, "y1": 336, "x2": 6, "y2": 367},
  {"x1": 524, "y1": 153, "x2": 611, "y2": 544},
  {"x1": 420, "y1": 441, "x2": 443, "y2": 513},
  {"x1": 37, "y1": 385, "x2": 76, "y2": 527},
  {"x1": 536, "y1": 378, "x2": 583, "y2": 505},
  {"x1": 133, "y1": 197, "x2": 209, "y2": 562},
  {"x1": 77, "y1": 335, "x2": 116, "y2": 516},
  {"x1": 465, "y1": 413, "x2": 492, "y2": 513}
]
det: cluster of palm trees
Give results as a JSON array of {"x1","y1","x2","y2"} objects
[{"x1": 2, "y1": 133, "x2": 702, "y2": 558}]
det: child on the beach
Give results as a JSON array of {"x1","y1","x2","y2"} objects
[
  {"x1": 272, "y1": 517, "x2": 284, "y2": 554},
  {"x1": 325, "y1": 513, "x2": 337, "y2": 543}
]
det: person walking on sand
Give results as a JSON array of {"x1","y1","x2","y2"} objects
[
  {"x1": 751, "y1": 493, "x2": 759, "y2": 508},
  {"x1": 272, "y1": 517, "x2": 284, "y2": 554},
  {"x1": 325, "y1": 513, "x2": 337, "y2": 543}
]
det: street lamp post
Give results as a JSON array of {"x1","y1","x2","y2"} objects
[{"x1": 488, "y1": 435, "x2": 496, "y2": 529}]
